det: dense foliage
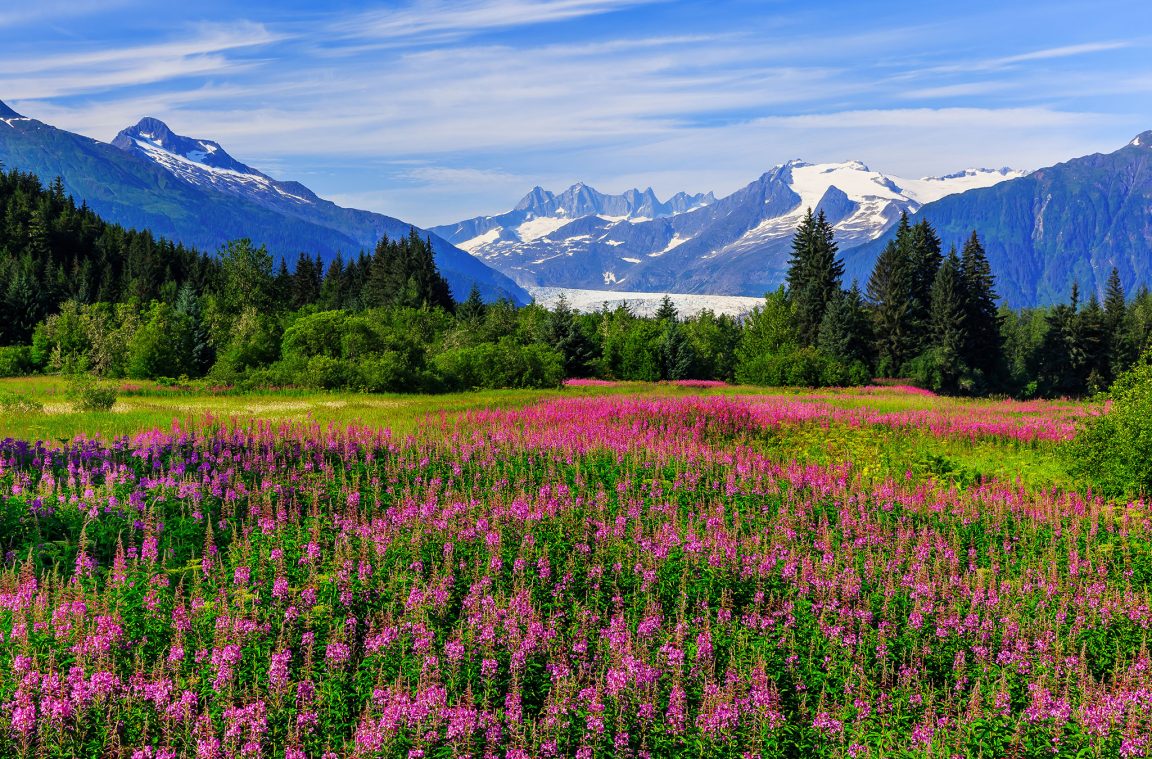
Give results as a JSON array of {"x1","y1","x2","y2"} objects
[
  {"x1": 4, "y1": 168, "x2": 1152, "y2": 396},
  {"x1": 1068, "y1": 351, "x2": 1152, "y2": 496}
]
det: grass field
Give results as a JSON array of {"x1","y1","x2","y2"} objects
[
  {"x1": 2, "y1": 378, "x2": 1127, "y2": 757},
  {"x1": 0, "y1": 376, "x2": 1083, "y2": 490}
]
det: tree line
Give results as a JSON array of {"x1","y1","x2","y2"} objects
[
  {"x1": 3, "y1": 167, "x2": 1151, "y2": 395},
  {"x1": 773, "y1": 208, "x2": 1151, "y2": 395}
]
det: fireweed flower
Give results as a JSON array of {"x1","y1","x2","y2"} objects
[{"x1": 0, "y1": 395, "x2": 1131, "y2": 756}]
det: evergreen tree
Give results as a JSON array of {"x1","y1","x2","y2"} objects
[
  {"x1": 658, "y1": 320, "x2": 696, "y2": 380},
  {"x1": 926, "y1": 249, "x2": 969, "y2": 392},
  {"x1": 274, "y1": 259, "x2": 292, "y2": 309},
  {"x1": 319, "y1": 256, "x2": 347, "y2": 311},
  {"x1": 958, "y1": 231, "x2": 1004, "y2": 385},
  {"x1": 1037, "y1": 285, "x2": 1083, "y2": 396},
  {"x1": 654, "y1": 294, "x2": 678, "y2": 322},
  {"x1": 907, "y1": 218, "x2": 943, "y2": 348},
  {"x1": 364, "y1": 230, "x2": 454, "y2": 312},
  {"x1": 866, "y1": 238, "x2": 915, "y2": 376},
  {"x1": 786, "y1": 209, "x2": 843, "y2": 345},
  {"x1": 1077, "y1": 293, "x2": 1107, "y2": 392},
  {"x1": 291, "y1": 253, "x2": 322, "y2": 310},
  {"x1": 457, "y1": 284, "x2": 488, "y2": 324},
  {"x1": 548, "y1": 294, "x2": 597, "y2": 378},
  {"x1": 174, "y1": 283, "x2": 213, "y2": 377},
  {"x1": 1103, "y1": 267, "x2": 1136, "y2": 382},
  {"x1": 817, "y1": 283, "x2": 873, "y2": 368}
]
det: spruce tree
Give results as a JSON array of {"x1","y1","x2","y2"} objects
[
  {"x1": 959, "y1": 231, "x2": 1005, "y2": 386},
  {"x1": 174, "y1": 283, "x2": 212, "y2": 376},
  {"x1": 658, "y1": 320, "x2": 695, "y2": 380},
  {"x1": 1103, "y1": 267, "x2": 1135, "y2": 382},
  {"x1": 866, "y1": 238, "x2": 915, "y2": 376},
  {"x1": 549, "y1": 294, "x2": 597, "y2": 377},
  {"x1": 364, "y1": 230, "x2": 454, "y2": 312},
  {"x1": 292, "y1": 253, "x2": 322, "y2": 309},
  {"x1": 927, "y1": 249, "x2": 968, "y2": 392},
  {"x1": 654, "y1": 294, "x2": 678, "y2": 322},
  {"x1": 1037, "y1": 285, "x2": 1086, "y2": 396},
  {"x1": 817, "y1": 282, "x2": 873, "y2": 368},
  {"x1": 457, "y1": 284, "x2": 487, "y2": 324},
  {"x1": 317, "y1": 256, "x2": 345, "y2": 311},
  {"x1": 1077, "y1": 293, "x2": 1107, "y2": 392},
  {"x1": 786, "y1": 209, "x2": 843, "y2": 346},
  {"x1": 907, "y1": 218, "x2": 943, "y2": 349}
]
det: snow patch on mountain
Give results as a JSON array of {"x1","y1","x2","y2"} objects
[{"x1": 125, "y1": 137, "x2": 314, "y2": 205}]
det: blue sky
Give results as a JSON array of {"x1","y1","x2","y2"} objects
[{"x1": 2, "y1": 0, "x2": 1150, "y2": 226}]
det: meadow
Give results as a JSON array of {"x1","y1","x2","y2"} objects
[{"x1": 4, "y1": 379, "x2": 1144, "y2": 758}]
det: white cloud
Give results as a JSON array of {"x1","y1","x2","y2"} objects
[
  {"x1": 334, "y1": 0, "x2": 664, "y2": 42},
  {"x1": 2, "y1": 2, "x2": 1146, "y2": 227},
  {"x1": 0, "y1": 1, "x2": 132, "y2": 28},
  {"x1": 995, "y1": 41, "x2": 1131, "y2": 65},
  {"x1": 0, "y1": 23, "x2": 280, "y2": 99}
]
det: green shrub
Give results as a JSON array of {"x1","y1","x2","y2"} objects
[
  {"x1": 0, "y1": 391, "x2": 43, "y2": 414},
  {"x1": 1068, "y1": 354, "x2": 1152, "y2": 497},
  {"x1": 433, "y1": 340, "x2": 564, "y2": 390},
  {"x1": 0, "y1": 346, "x2": 33, "y2": 377},
  {"x1": 66, "y1": 373, "x2": 118, "y2": 412},
  {"x1": 300, "y1": 355, "x2": 347, "y2": 390},
  {"x1": 355, "y1": 351, "x2": 430, "y2": 393},
  {"x1": 737, "y1": 346, "x2": 867, "y2": 388}
]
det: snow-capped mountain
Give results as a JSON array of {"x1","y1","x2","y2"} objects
[
  {"x1": 433, "y1": 183, "x2": 715, "y2": 254},
  {"x1": 97, "y1": 116, "x2": 527, "y2": 303},
  {"x1": 433, "y1": 161, "x2": 1025, "y2": 296},
  {"x1": 0, "y1": 104, "x2": 527, "y2": 302},
  {"x1": 843, "y1": 131, "x2": 1152, "y2": 306},
  {"x1": 112, "y1": 118, "x2": 322, "y2": 212}
]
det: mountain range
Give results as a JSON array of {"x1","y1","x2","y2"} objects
[
  {"x1": 0, "y1": 101, "x2": 528, "y2": 304},
  {"x1": 3, "y1": 97, "x2": 1151, "y2": 309},
  {"x1": 843, "y1": 131, "x2": 1152, "y2": 306},
  {"x1": 432, "y1": 163, "x2": 1026, "y2": 297}
]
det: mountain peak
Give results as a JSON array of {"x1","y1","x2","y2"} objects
[
  {"x1": 130, "y1": 116, "x2": 175, "y2": 140},
  {"x1": 113, "y1": 117, "x2": 256, "y2": 176},
  {"x1": 1130, "y1": 130, "x2": 1152, "y2": 148},
  {"x1": 0, "y1": 100, "x2": 24, "y2": 119}
]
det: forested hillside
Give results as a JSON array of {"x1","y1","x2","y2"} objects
[{"x1": 4, "y1": 168, "x2": 1152, "y2": 397}]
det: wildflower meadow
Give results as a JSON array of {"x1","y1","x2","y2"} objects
[{"x1": 0, "y1": 385, "x2": 1146, "y2": 758}]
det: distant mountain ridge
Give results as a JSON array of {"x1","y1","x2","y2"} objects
[
  {"x1": 0, "y1": 101, "x2": 528, "y2": 304},
  {"x1": 434, "y1": 162, "x2": 1024, "y2": 297},
  {"x1": 433, "y1": 183, "x2": 715, "y2": 255},
  {"x1": 841, "y1": 131, "x2": 1152, "y2": 306}
]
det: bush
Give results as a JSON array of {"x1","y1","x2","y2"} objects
[
  {"x1": 355, "y1": 352, "x2": 432, "y2": 393},
  {"x1": 433, "y1": 340, "x2": 564, "y2": 390},
  {"x1": 303, "y1": 355, "x2": 348, "y2": 390},
  {"x1": 1068, "y1": 355, "x2": 1152, "y2": 497},
  {"x1": 737, "y1": 346, "x2": 869, "y2": 388},
  {"x1": 0, "y1": 391, "x2": 43, "y2": 414},
  {"x1": 0, "y1": 346, "x2": 33, "y2": 377},
  {"x1": 66, "y1": 373, "x2": 118, "y2": 412}
]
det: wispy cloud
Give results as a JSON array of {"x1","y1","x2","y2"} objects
[
  {"x1": 910, "y1": 39, "x2": 1135, "y2": 76},
  {"x1": 995, "y1": 41, "x2": 1131, "y2": 65},
  {"x1": 333, "y1": 0, "x2": 664, "y2": 42},
  {"x1": 401, "y1": 166, "x2": 527, "y2": 186},
  {"x1": 1, "y1": 0, "x2": 1146, "y2": 225},
  {"x1": 0, "y1": 22, "x2": 280, "y2": 99},
  {"x1": 0, "y1": 0, "x2": 131, "y2": 28}
]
